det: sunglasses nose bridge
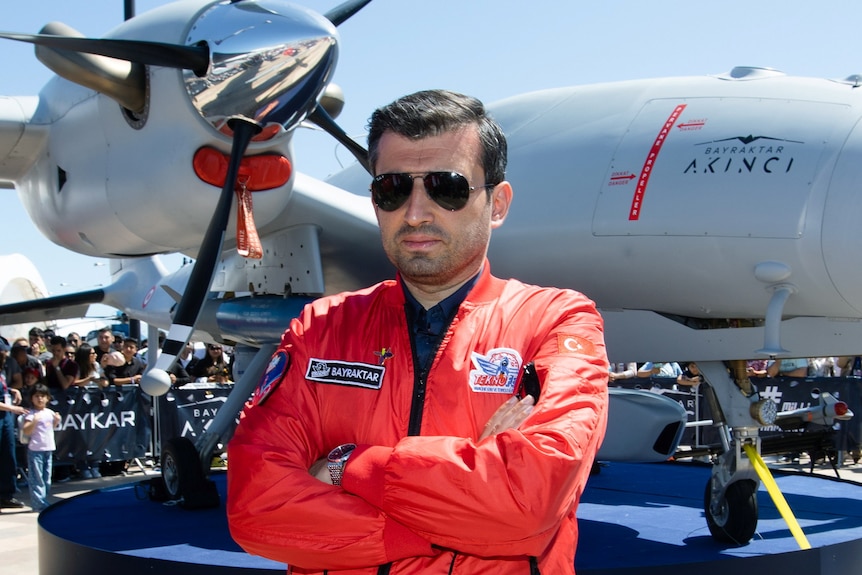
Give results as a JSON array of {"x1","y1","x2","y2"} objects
[
  {"x1": 404, "y1": 174, "x2": 434, "y2": 221},
  {"x1": 405, "y1": 174, "x2": 433, "y2": 194}
]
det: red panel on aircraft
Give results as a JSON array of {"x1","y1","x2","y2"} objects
[{"x1": 193, "y1": 147, "x2": 292, "y2": 191}]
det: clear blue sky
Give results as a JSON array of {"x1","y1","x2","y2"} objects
[{"x1": 1, "y1": 0, "x2": 860, "y2": 330}]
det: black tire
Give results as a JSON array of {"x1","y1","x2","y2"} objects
[
  {"x1": 161, "y1": 437, "x2": 206, "y2": 500},
  {"x1": 704, "y1": 479, "x2": 758, "y2": 544}
]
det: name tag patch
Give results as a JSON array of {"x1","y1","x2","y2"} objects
[
  {"x1": 305, "y1": 358, "x2": 385, "y2": 390},
  {"x1": 469, "y1": 348, "x2": 522, "y2": 394}
]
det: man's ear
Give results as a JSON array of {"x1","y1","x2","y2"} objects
[{"x1": 490, "y1": 181, "x2": 513, "y2": 229}]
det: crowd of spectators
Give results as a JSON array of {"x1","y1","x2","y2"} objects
[
  {"x1": 610, "y1": 357, "x2": 862, "y2": 388},
  {"x1": 0, "y1": 324, "x2": 235, "y2": 509},
  {"x1": 5, "y1": 326, "x2": 235, "y2": 407}
]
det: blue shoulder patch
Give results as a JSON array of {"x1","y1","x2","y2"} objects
[{"x1": 254, "y1": 351, "x2": 290, "y2": 406}]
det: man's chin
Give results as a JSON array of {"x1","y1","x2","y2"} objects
[{"x1": 396, "y1": 256, "x2": 443, "y2": 278}]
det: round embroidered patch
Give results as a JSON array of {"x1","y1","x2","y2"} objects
[{"x1": 254, "y1": 351, "x2": 290, "y2": 406}]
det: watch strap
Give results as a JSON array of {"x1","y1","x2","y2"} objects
[{"x1": 327, "y1": 443, "x2": 356, "y2": 486}]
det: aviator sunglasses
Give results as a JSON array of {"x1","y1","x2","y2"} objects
[{"x1": 370, "y1": 171, "x2": 496, "y2": 212}]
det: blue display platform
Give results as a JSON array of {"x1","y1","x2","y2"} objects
[{"x1": 38, "y1": 462, "x2": 862, "y2": 574}]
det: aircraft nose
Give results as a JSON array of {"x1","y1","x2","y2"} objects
[{"x1": 183, "y1": 0, "x2": 339, "y2": 133}]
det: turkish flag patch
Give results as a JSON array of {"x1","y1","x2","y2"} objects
[{"x1": 557, "y1": 334, "x2": 596, "y2": 356}]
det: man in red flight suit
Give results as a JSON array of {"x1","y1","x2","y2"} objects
[{"x1": 227, "y1": 89, "x2": 609, "y2": 574}]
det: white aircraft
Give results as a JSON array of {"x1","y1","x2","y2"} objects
[{"x1": 0, "y1": 0, "x2": 855, "y2": 545}]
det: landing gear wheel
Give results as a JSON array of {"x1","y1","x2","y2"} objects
[
  {"x1": 162, "y1": 436, "x2": 206, "y2": 500},
  {"x1": 704, "y1": 479, "x2": 758, "y2": 544}
]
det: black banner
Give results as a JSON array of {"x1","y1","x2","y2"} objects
[
  {"x1": 36, "y1": 377, "x2": 862, "y2": 465},
  {"x1": 49, "y1": 385, "x2": 151, "y2": 464},
  {"x1": 157, "y1": 385, "x2": 234, "y2": 444}
]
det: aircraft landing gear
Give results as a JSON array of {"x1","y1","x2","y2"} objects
[
  {"x1": 162, "y1": 437, "x2": 207, "y2": 499},
  {"x1": 702, "y1": 435, "x2": 761, "y2": 545},
  {"x1": 160, "y1": 436, "x2": 220, "y2": 509},
  {"x1": 704, "y1": 477, "x2": 758, "y2": 544},
  {"x1": 155, "y1": 343, "x2": 278, "y2": 509},
  {"x1": 697, "y1": 361, "x2": 777, "y2": 544}
]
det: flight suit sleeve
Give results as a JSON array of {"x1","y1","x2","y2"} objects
[
  {"x1": 226, "y1": 316, "x2": 434, "y2": 571},
  {"x1": 341, "y1": 290, "x2": 609, "y2": 557}
]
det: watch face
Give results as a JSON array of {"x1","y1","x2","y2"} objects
[{"x1": 328, "y1": 443, "x2": 357, "y2": 462}]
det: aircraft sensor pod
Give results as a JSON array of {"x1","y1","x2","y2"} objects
[{"x1": 753, "y1": 261, "x2": 792, "y2": 284}]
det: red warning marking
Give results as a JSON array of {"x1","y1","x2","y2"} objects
[
  {"x1": 609, "y1": 173, "x2": 636, "y2": 184},
  {"x1": 628, "y1": 104, "x2": 687, "y2": 220}
]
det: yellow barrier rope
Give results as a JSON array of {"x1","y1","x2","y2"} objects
[{"x1": 742, "y1": 443, "x2": 811, "y2": 549}]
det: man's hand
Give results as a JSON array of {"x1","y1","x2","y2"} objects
[
  {"x1": 308, "y1": 395, "x2": 535, "y2": 484},
  {"x1": 479, "y1": 395, "x2": 535, "y2": 441},
  {"x1": 309, "y1": 457, "x2": 332, "y2": 484}
]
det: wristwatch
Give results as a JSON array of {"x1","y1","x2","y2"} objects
[{"x1": 327, "y1": 443, "x2": 356, "y2": 486}]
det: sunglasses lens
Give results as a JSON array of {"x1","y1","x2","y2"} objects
[
  {"x1": 371, "y1": 174, "x2": 413, "y2": 212},
  {"x1": 425, "y1": 172, "x2": 470, "y2": 211},
  {"x1": 371, "y1": 172, "x2": 475, "y2": 212}
]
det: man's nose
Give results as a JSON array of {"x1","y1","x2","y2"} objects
[{"x1": 402, "y1": 178, "x2": 434, "y2": 224}]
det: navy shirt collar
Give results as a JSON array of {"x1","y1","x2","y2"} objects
[
  {"x1": 402, "y1": 270, "x2": 481, "y2": 373},
  {"x1": 402, "y1": 269, "x2": 482, "y2": 325}
]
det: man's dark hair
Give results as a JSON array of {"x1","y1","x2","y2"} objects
[
  {"x1": 49, "y1": 335, "x2": 67, "y2": 348},
  {"x1": 29, "y1": 326, "x2": 44, "y2": 338},
  {"x1": 367, "y1": 90, "x2": 507, "y2": 188},
  {"x1": 123, "y1": 337, "x2": 140, "y2": 347}
]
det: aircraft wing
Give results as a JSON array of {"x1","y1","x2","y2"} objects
[
  {"x1": 0, "y1": 96, "x2": 46, "y2": 186},
  {"x1": 0, "y1": 289, "x2": 102, "y2": 325},
  {"x1": 0, "y1": 252, "x2": 103, "y2": 332}
]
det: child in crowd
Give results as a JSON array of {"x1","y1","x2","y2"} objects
[
  {"x1": 20, "y1": 367, "x2": 42, "y2": 408},
  {"x1": 21, "y1": 384, "x2": 60, "y2": 512}
]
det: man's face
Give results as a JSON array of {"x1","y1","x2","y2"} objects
[
  {"x1": 51, "y1": 343, "x2": 65, "y2": 360},
  {"x1": 98, "y1": 331, "x2": 113, "y2": 350},
  {"x1": 373, "y1": 127, "x2": 511, "y2": 297}
]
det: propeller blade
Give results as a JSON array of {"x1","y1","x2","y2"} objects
[
  {"x1": 35, "y1": 22, "x2": 146, "y2": 113},
  {"x1": 308, "y1": 104, "x2": 371, "y2": 174},
  {"x1": 0, "y1": 31, "x2": 209, "y2": 76},
  {"x1": 324, "y1": 0, "x2": 374, "y2": 27},
  {"x1": 141, "y1": 118, "x2": 262, "y2": 397},
  {"x1": 124, "y1": 0, "x2": 135, "y2": 21}
]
